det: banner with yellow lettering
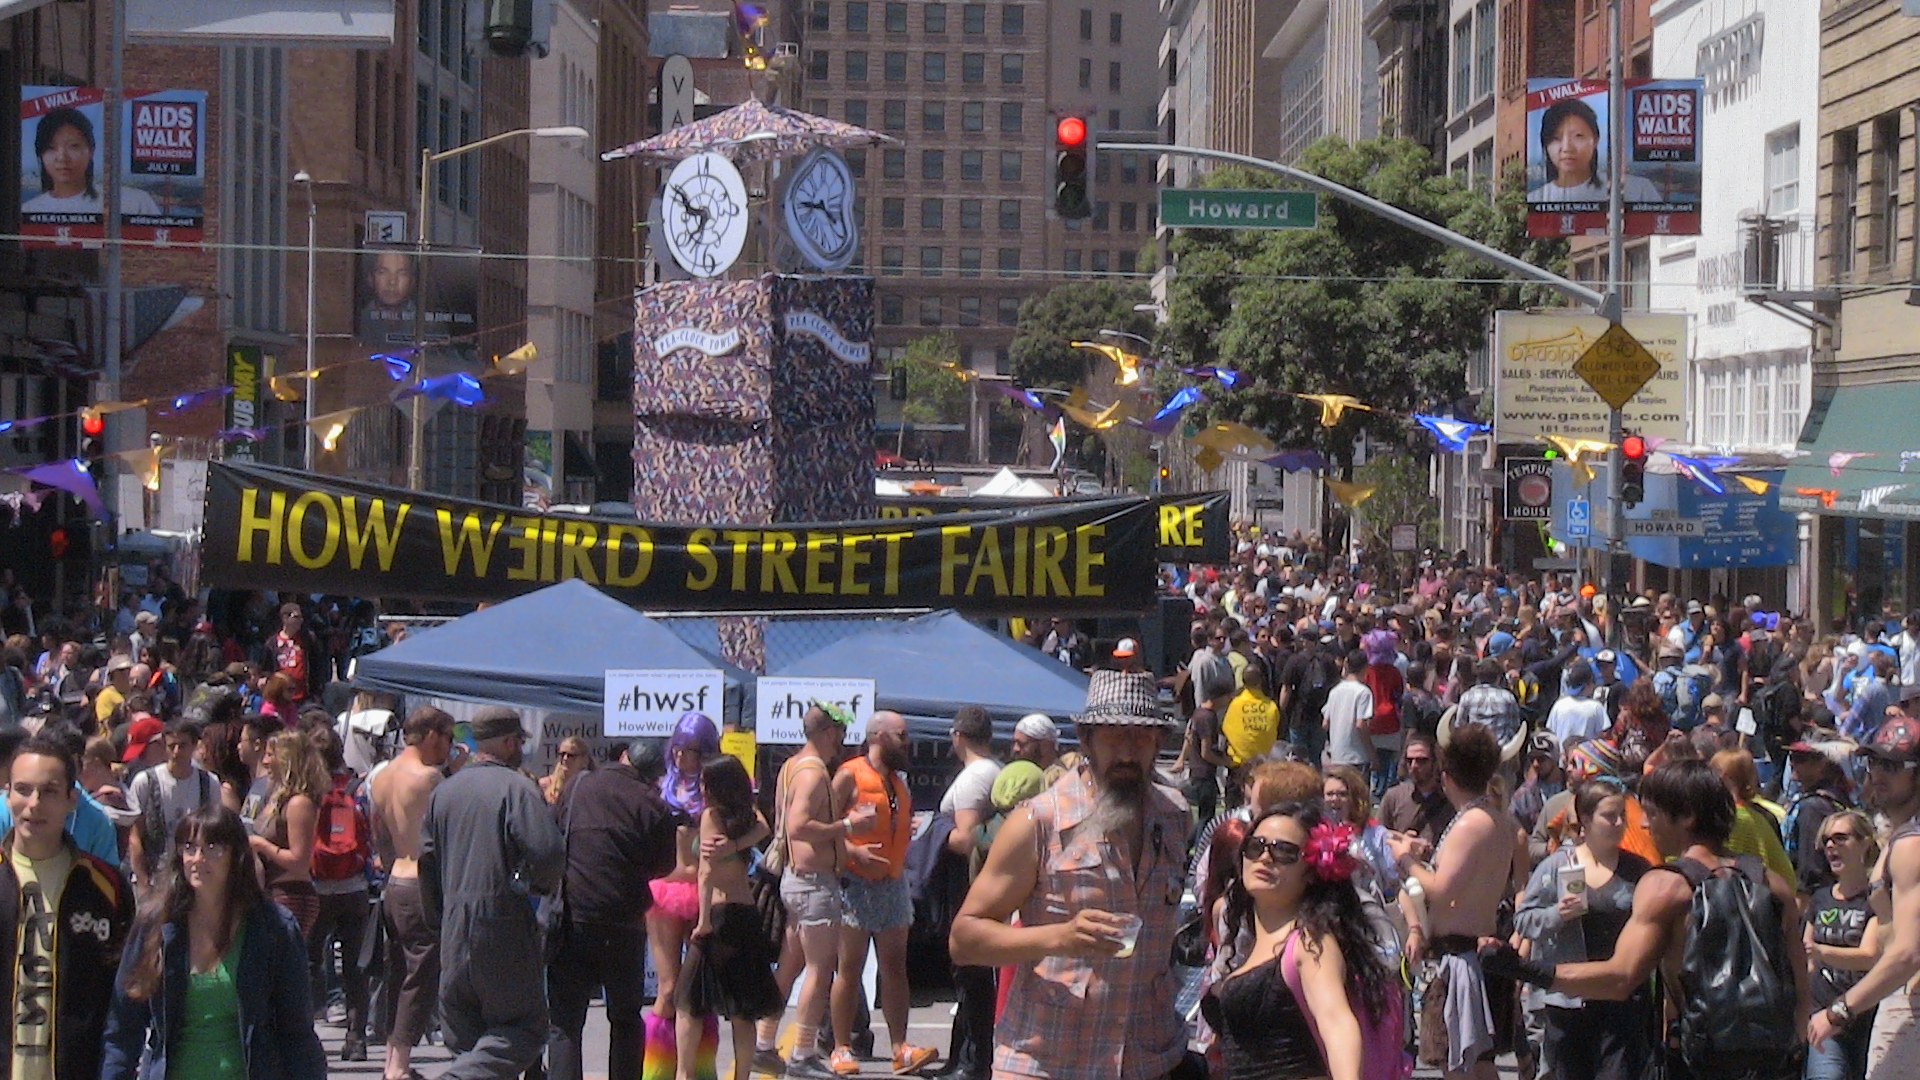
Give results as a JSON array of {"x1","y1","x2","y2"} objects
[
  {"x1": 203, "y1": 462, "x2": 1161, "y2": 615},
  {"x1": 876, "y1": 490, "x2": 1230, "y2": 563}
]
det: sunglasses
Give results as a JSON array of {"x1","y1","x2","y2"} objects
[
  {"x1": 1822, "y1": 832, "x2": 1864, "y2": 846},
  {"x1": 1241, "y1": 836, "x2": 1303, "y2": 865}
]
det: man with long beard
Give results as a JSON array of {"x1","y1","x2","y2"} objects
[{"x1": 950, "y1": 670, "x2": 1190, "y2": 1080}]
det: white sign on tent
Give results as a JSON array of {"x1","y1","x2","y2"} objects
[
  {"x1": 756, "y1": 676, "x2": 877, "y2": 745},
  {"x1": 604, "y1": 669, "x2": 727, "y2": 737}
]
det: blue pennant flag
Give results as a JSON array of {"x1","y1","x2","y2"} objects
[
  {"x1": 1667, "y1": 452, "x2": 1727, "y2": 495},
  {"x1": 1414, "y1": 413, "x2": 1489, "y2": 453}
]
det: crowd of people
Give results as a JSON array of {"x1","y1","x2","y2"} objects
[{"x1": 0, "y1": 529, "x2": 1917, "y2": 1080}]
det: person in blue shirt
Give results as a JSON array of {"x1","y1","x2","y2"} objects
[{"x1": 0, "y1": 725, "x2": 120, "y2": 866}]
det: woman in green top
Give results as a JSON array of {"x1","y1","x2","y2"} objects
[{"x1": 100, "y1": 804, "x2": 328, "y2": 1080}]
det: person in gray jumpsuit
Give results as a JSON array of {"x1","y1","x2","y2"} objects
[{"x1": 420, "y1": 706, "x2": 566, "y2": 1079}]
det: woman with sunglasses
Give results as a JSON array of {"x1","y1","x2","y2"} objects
[
  {"x1": 101, "y1": 804, "x2": 327, "y2": 1080},
  {"x1": 1514, "y1": 778, "x2": 1653, "y2": 1080},
  {"x1": 1203, "y1": 803, "x2": 1399, "y2": 1080},
  {"x1": 542, "y1": 735, "x2": 596, "y2": 804},
  {"x1": 1803, "y1": 810, "x2": 1881, "y2": 1080}
]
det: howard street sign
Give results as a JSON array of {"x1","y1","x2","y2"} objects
[{"x1": 1160, "y1": 189, "x2": 1318, "y2": 229}]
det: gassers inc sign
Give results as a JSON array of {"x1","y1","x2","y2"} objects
[
  {"x1": 604, "y1": 669, "x2": 726, "y2": 737},
  {"x1": 755, "y1": 676, "x2": 877, "y2": 745},
  {"x1": 1493, "y1": 312, "x2": 1688, "y2": 442}
]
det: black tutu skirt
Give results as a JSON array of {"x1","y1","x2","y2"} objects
[{"x1": 674, "y1": 901, "x2": 784, "y2": 1020}]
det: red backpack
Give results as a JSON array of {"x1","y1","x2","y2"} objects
[{"x1": 312, "y1": 773, "x2": 371, "y2": 881}]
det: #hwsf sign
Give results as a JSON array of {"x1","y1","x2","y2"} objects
[
  {"x1": 755, "y1": 676, "x2": 877, "y2": 745},
  {"x1": 604, "y1": 669, "x2": 726, "y2": 737}
]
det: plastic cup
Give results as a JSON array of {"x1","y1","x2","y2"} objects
[{"x1": 1112, "y1": 913, "x2": 1143, "y2": 958}]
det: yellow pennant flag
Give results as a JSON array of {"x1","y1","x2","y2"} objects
[
  {"x1": 1060, "y1": 387, "x2": 1130, "y2": 430},
  {"x1": 1326, "y1": 479, "x2": 1378, "y2": 508},
  {"x1": 1189, "y1": 421, "x2": 1273, "y2": 454},
  {"x1": 1544, "y1": 434, "x2": 1614, "y2": 485},
  {"x1": 1297, "y1": 393, "x2": 1372, "y2": 428},
  {"x1": 268, "y1": 371, "x2": 318, "y2": 402},
  {"x1": 112, "y1": 446, "x2": 169, "y2": 491},
  {"x1": 308, "y1": 407, "x2": 361, "y2": 453},
  {"x1": 1735, "y1": 474, "x2": 1771, "y2": 496},
  {"x1": 495, "y1": 342, "x2": 539, "y2": 375},
  {"x1": 1070, "y1": 341, "x2": 1146, "y2": 385}
]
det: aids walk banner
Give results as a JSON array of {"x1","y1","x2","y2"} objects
[
  {"x1": 122, "y1": 88, "x2": 208, "y2": 243},
  {"x1": 19, "y1": 86, "x2": 207, "y2": 248},
  {"x1": 203, "y1": 461, "x2": 1161, "y2": 614},
  {"x1": 1525, "y1": 77, "x2": 1702, "y2": 238},
  {"x1": 878, "y1": 490, "x2": 1231, "y2": 564}
]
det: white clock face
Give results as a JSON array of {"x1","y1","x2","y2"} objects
[
  {"x1": 661, "y1": 151, "x2": 749, "y2": 278},
  {"x1": 782, "y1": 147, "x2": 859, "y2": 271}
]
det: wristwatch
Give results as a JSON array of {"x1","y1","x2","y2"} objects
[{"x1": 1828, "y1": 998, "x2": 1855, "y2": 1028}]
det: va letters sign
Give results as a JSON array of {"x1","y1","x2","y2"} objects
[
  {"x1": 755, "y1": 676, "x2": 877, "y2": 745},
  {"x1": 604, "y1": 669, "x2": 727, "y2": 737}
]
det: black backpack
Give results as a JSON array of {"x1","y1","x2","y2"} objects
[{"x1": 1663, "y1": 855, "x2": 1799, "y2": 1071}]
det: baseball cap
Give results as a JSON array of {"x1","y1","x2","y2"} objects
[
  {"x1": 1526, "y1": 730, "x2": 1560, "y2": 762},
  {"x1": 1595, "y1": 649, "x2": 1617, "y2": 665},
  {"x1": 106, "y1": 654, "x2": 133, "y2": 673},
  {"x1": 122, "y1": 716, "x2": 165, "y2": 763},
  {"x1": 1113, "y1": 637, "x2": 1138, "y2": 658},
  {"x1": 1686, "y1": 599, "x2": 1705, "y2": 614},
  {"x1": 1013, "y1": 713, "x2": 1058, "y2": 742},
  {"x1": 1787, "y1": 736, "x2": 1856, "y2": 771},
  {"x1": 1858, "y1": 715, "x2": 1920, "y2": 765},
  {"x1": 135, "y1": 610, "x2": 158, "y2": 625}
]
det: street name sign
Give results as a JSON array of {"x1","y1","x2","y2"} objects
[
  {"x1": 1624, "y1": 518, "x2": 1705, "y2": 538},
  {"x1": 1160, "y1": 189, "x2": 1317, "y2": 229},
  {"x1": 1572, "y1": 323, "x2": 1662, "y2": 410}
]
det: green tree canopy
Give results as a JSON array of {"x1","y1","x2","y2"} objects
[
  {"x1": 1163, "y1": 139, "x2": 1567, "y2": 467},
  {"x1": 899, "y1": 333, "x2": 970, "y2": 426},
  {"x1": 1008, "y1": 281, "x2": 1157, "y2": 391}
]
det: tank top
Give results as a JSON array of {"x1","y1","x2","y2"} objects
[
  {"x1": 1201, "y1": 958, "x2": 1329, "y2": 1080},
  {"x1": 1805, "y1": 884, "x2": 1875, "y2": 1009},
  {"x1": 840, "y1": 755, "x2": 910, "y2": 882}
]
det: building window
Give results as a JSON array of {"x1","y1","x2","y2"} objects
[
  {"x1": 881, "y1": 294, "x2": 904, "y2": 323},
  {"x1": 963, "y1": 102, "x2": 985, "y2": 131},
  {"x1": 961, "y1": 200, "x2": 983, "y2": 228},
  {"x1": 999, "y1": 150, "x2": 1022, "y2": 181},
  {"x1": 959, "y1": 296, "x2": 982, "y2": 325},
  {"x1": 810, "y1": 1, "x2": 830, "y2": 30},
  {"x1": 1002, "y1": 4, "x2": 1023, "y2": 34},
  {"x1": 964, "y1": 53, "x2": 986, "y2": 83},
  {"x1": 883, "y1": 149, "x2": 906, "y2": 177},
  {"x1": 921, "y1": 247, "x2": 944, "y2": 276},
  {"x1": 885, "y1": 1, "x2": 907, "y2": 31},
  {"x1": 963, "y1": 3, "x2": 985, "y2": 32},
  {"x1": 997, "y1": 296, "x2": 1021, "y2": 324},
  {"x1": 1109, "y1": 108, "x2": 1120, "y2": 129},
  {"x1": 1451, "y1": 18, "x2": 1472, "y2": 114},
  {"x1": 921, "y1": 296, "x2": 943, "y2": 324},
  {"x1": 999, "y1": 199, "x2": 1021, "y2": 229},
  {"x1": 884, "y1": 99, "x2": 906, "y2": 129},
  {"x1": 1064, "y1": 249, "x2": 1082, "y2": 275},
  {"x1": 926, "y1": 52, "x2": 947, "y2": 81},
  {"x1": 1472, "y1": 0, "x2": 1494, "y2": 101},
  {"x1": 998, "y1": 247, "x2": 1020, "y2": 276},
  {"x1": 955, "y1": 149, "x2": 979, "y2": 179},
  {"x1": 885, "y1": 51, "x2": 907, "y2": 80},
  {"x1": 1079, "y1": 8, "x2": 1092, "y2": 38},
  {"x1": 923, "y1": 150, "x2": 946, "y2": 179},
  {"x1": 882, "y1": 197, "x2": 905, "y2": 227},
  {"x1": 1090, "y1": 250, "x2": 1110, "y2": 275},
  {"x1": 1079, "y1": 58, "x2": 1092, "y2": 89},
  {"x1": 1119, "y1": 250, "x2": 1137, "y2": 274},
  {"x1": 846, "y1": 50, "x2": 869, "y2": 81},
  {"x1": 845, "y1": 99, "x2": 868, "y2": 126},
  {"x1": 924, "y1": 101, "x2": 946, "y2": 131},
  {"x1": 1109, "y1": 61, "x2": 1122, "y2": 92},
  {"x1": 881, "y1": 246, "x2": 904, "y2": 274},
  {"x1": 1873, "y1": 112, "x2": 1900, "y2": 268},
  {"x1": 1120, "y1": 153, "x2": 1139, "y2": 183},
  {"x1": 809, "y1": 50, "x2": 830, "y2": 80},
  {"x1": 1002, "y1": 54, "x2": 1023, "y2": 84},
  {"x1": 847, "y1": 1, "x2": 869, "y2": 31},
  {"x1": 926, "y1": 3, "x2": 947, "y2": 31},
  {"x1": 922, "y1": 198, "x2": 945, "y2": 228},
  {"x1": 1093, "y1": 201, "x2": 1110, "y2": 230},
  {"x1": 1472, "y1": 142, "x2": 1494, "y2": 190},
  {"x1": 1095, "y1": 153, "x2": 1110, "y2": 183},
  {"x1": 847, "y1": 148, "x2": 867, "y2": 176},
  {"x1": 1766, "y1": 124, "x2": 1800, "y2": 214},
  {"x1": 1119, "y1": 202, "x2": 1137, "y2": 230},
  {"x1": 1110, "y1": 11, "x2": 1122, "y2": 42},
  {"x1": 959, "y1": 247, "x2": 982, "y2": 275},
  {"x1": 1834, "y1": 127, "x2": 1859, "y2": 275},
  {"x1": 1000, "y1": 101, "x2": 1023, "y2": 132}
]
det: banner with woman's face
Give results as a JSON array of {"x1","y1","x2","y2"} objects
[
  {"x1": 20, "y1": 86, "x2": 108, "y2": 245},
  {"x1": 20, "y1": 85, "x2": 208, "y2": 248},
  {"x1": 1526, "y1": 77, "x2": 1702, "y2": 239}
]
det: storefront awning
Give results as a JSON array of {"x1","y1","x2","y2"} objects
[{"x1": 1780, "y1": 382, "x2": 1920, "y2": 520}]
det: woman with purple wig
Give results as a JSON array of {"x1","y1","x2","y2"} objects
[{"x1": 651, "y1": 711, "x2": 721, "y2": 1025}]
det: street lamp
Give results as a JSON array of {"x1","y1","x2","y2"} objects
[
  {"x1": 294, "y1": 170, "x2": 316, "y2": 470},
  {"x1": 409, "y1": 125, "x2": 590, "y2": 490}
]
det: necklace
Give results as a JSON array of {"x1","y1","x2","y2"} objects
[{"x1": 1434, "y1": 793, "x2": 1494, "y2": 859}]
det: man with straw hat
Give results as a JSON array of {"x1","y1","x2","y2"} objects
[{"x1": 950, "y1": 670, "x2": 1189, "y2": 1080}]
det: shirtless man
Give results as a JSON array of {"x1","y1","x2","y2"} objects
[
  {"x1": 1387, "y1": 723, "x2": 1524, "y2": 1080},
  {"x1": 370, "y1": 705, "x2": 455, "y2": 1080},
  {"x1": 1808, "y1": 716, "x2": 1920, "y2": 1078},
  {"x1": 1483, "y1": 759, "x2": 1811, "y2": 1080},
  {"x1": 777, "y1": 704, "x2": 874, "y2": 1080}
]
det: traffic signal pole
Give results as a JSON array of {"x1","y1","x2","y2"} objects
[{"x1": 1602, "y1": 0, "x2": 1628, "y2": 600}]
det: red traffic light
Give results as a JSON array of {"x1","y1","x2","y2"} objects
[
  {"x1": 49, "y1": 528, "x2": 67, "y2": 559},
  {"x1": 1056, "y1": 116, "x2": 1087, "y2": 147},
  {"x1": 1621, "y1": 434, "x2": 1647, "y2": 460},
  {"x1": 80, "y1": 411, "x2": 104, "y2": 437}
]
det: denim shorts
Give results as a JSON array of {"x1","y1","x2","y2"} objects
[
  {"x1": 840, "y1": 874, "x2": 912, "y2": 933},
  {"x1": 780, "y1": 870, "x2": 845, "y2": 929}
]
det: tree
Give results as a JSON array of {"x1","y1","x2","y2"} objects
[
  {"x1": 899, "y1": 333, "x2": 969, "y2": 427},
  {"x1": 1007, "y1": 281, "x2": 1157, "y2": 391},
  {"x1": 1162, "y1": 138, "x2": 1568, "y2": 469}
]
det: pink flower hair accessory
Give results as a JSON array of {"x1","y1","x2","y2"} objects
[{"x1": 1305, "y1": 821, "x2": 1359, "y2": 883}]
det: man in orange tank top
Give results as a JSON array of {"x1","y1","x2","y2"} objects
[{"x1": 828, "y1": 712, "x2": 940, "y2": 1076}]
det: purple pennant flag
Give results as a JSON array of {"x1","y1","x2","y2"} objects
[
  {"x1": 216, "y1": 426, "x2": 270, "y2": 442},
  {"x1": 158, "y1": 386, "x2": 233, "y2": 416},
  {"x1": 20, "y1": 459, "x2": 102, "y2": 516},
  {"x1": 988, "y1": 382, "x2": 1053, "y2": 414},
  {"x1": 396, "y1": 371, "x2": 486, "y2": 407},
  {"x1": 1261, "y1": 449, "x2": 1329, "y2": 473},
  {"x1": 0, "y1": 415, "x2": 54, "y2": 436}
]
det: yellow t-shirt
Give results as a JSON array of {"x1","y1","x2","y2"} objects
[
  {"x1": 94, "y1": 685, "x2": 124, "y2": 726},
  {"x1": 1222, "y1": 687, "x2": 1281, "y2": 766},
  {"x1": 12, "y1": 845, "x2": 74, "y2": 1080},
  {"x1": 1727, "y1": 803, "x2": 1795, "y2": 884}
]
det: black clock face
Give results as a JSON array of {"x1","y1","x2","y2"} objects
[{"x1": 784, "y1": 150, "x2": 858, "y2": 269}]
